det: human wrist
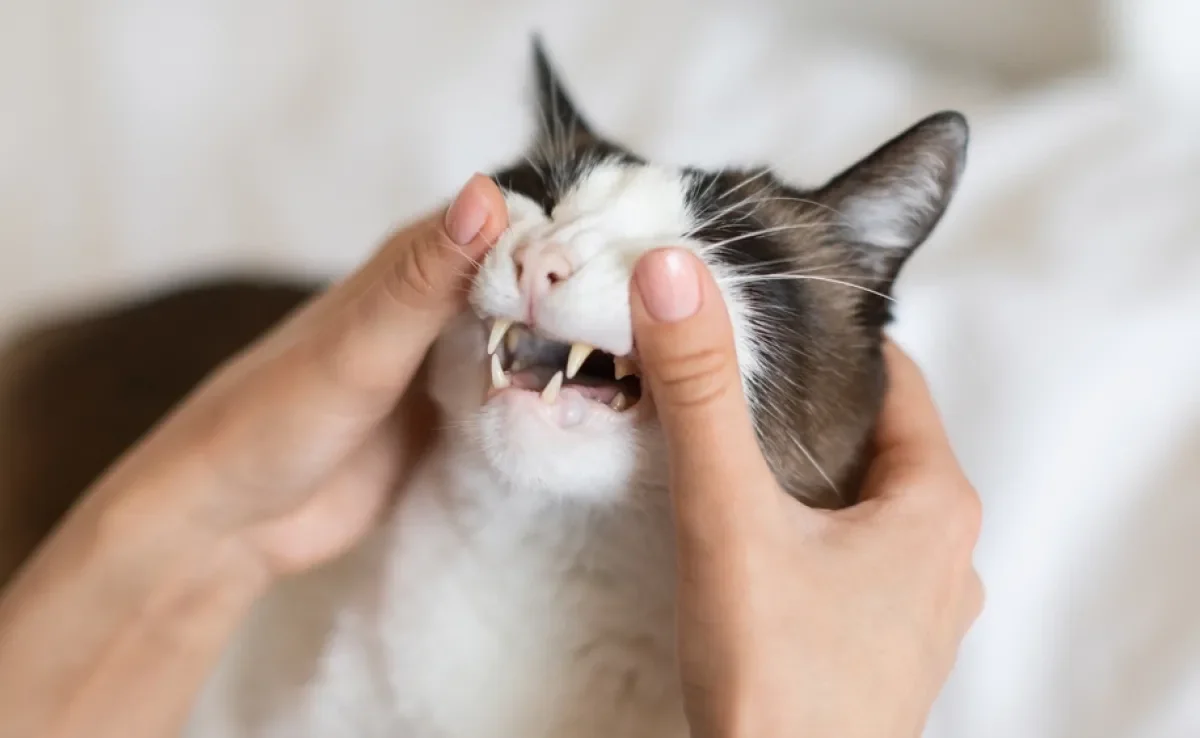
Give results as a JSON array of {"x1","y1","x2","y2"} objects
[
  {"x1": 0, "y1": 460, "x2": 270, "y2": 738},
  {"x1": 689, "y1": 680, "x2": 891, "y2": 738}
]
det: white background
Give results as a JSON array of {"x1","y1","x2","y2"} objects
[{"x1": 1, "y1": 1, "x2": 1198, "y2": 736}]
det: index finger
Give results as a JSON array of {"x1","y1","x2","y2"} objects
[
  {"x1": 304, "y1": 173, "x2": 510, "y2": 402},
  {"x1": 188, "y1": 176, "x2": 509, "y2": 493},
  {"x1": 859, "y1": 339, "x2": 960, "y2": 500},
  {"x1": 874, "y1": 340, "x2": 955, "y2": 456}
]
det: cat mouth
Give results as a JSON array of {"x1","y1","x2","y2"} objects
[{"x1": 485, "y1": 319, "x2": 643, "y2": 413}]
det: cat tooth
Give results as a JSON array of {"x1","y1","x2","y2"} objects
[
  {"x1": 487, "y1": 319, "x2": 513, "y2": 355},
  {"x1": 614, "y1": 356, "x2": 638, "y2": 380},
  {"x1": 541, "y1": 371, "x2": 564, "y2": 403},
  {"x1": 566, "y1": 343, "x2": 594, "y2": 380},
  {"x1": 490, "y1": 354, "x2": 510, "y2": 389},
  {"x1": 609, "y1": 392, "x2": 629, "y2": 412},
  {"x1": 505, "y1": 325, "x2": 521, "y2": 353}
]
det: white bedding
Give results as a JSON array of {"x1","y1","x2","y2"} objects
[{"x1": 1, "y1": 1, "x2": 1197, "y2": 736}]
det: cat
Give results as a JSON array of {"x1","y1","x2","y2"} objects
[{"x1": 0, "y1": 37, "x2": 968, "y2": 738}]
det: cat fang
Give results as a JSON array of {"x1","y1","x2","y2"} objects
[{"x1": 485, "y1": 317, "x2": 643, "y2": 413}]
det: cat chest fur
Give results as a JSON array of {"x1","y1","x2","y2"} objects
[{"x1": 187, "y1": 445, "x2": 689, "y2": 738}]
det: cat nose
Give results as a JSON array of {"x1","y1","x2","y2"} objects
[{"x1": 514, "y1": 245, "x2": 574, "y2": 299}]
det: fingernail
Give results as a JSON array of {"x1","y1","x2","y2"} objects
[
  {"x1": 634, "y1": 249, "x2": 702, "y2": 323},
  {"x1": 444, "y1": 174, "x2": 490, "y2": 246}
]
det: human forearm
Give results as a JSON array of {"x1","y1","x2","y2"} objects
[
  {"x1": 0, "y1": 470, "x2": 268, "y2": 738},
  {"x1": 0, "y1": 174, "x2": 508, "y2": 737}
]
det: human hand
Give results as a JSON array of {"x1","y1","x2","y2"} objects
[
  {"x1": 0, "y1": 175, "x2": 509, "y2": 738},
  {"x1": 92, "y1": 174, "x2": 509, "y2": 577},
  {"x1": 629, "y1": 248, "x2": 984, "y2": 738}
]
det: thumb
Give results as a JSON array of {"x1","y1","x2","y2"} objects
[
  {"x1": 303, "y1": 173, "x2": 509, "y2": 399},
  {"x1": 631, "y1": 249, "x2": 777, "y2": 521},
  {"x1": 198, "y1": 173, "x2": 509, "y2": 484}
]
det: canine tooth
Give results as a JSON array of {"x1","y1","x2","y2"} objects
[
  {"x1": 610, "y1": 392, "x2": 629, "y2": 411},
  {"x1": 505, "y1": 326, "x2": 521, "y2": 353},
  {"x1": 541, "y1": 371, "x2": 564, "y2": 403},
  {"x1": 490, "y1": 354, "x2": 510, "y2": 389},
  {"x1": 487, "y1": 319, "x2": 512, "y2": 355},
  {"x1": 566, "y1": 343, "x2": 595, "y2": 379},
  {"x1": 614, "y1": 357, "x2": 638, "y2": 380}
]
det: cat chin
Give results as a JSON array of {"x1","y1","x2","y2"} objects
[
  {"x1": 426, "y1": 317, "x2": 658, "y2": 503},
  {"x1": 467, "y1": 397, "x2": 647, "y2": 502}
]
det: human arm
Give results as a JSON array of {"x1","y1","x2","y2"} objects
[{"x1": 0, "y1": 174, "x2": 509, "y2": 738}]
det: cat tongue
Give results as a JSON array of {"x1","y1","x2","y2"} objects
[
  {"x1": 509, "y1": 369, "x2": 621, "y2": 405},
  {"x1": 562, "y1": 381, "x2": 620, "y2": 405}
]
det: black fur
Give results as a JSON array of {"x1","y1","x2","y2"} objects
[{"x1": 491, "y1": 39, "x2": 969, "y2": 507}]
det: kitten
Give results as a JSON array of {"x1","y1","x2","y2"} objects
[{"x1": 0, "y1": 38, "x2": 968, "y2": 737}]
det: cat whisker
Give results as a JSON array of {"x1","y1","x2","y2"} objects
[
  {"x1": 684, "y1": 188, "x2": 787, "y2": 235},
  {"x1": 726, "y1": 272, "x2": 884, "y2": 284},
  {"x1": 439, "y1": 224, "x2": 507, "y2": 271},
  {"x1": 717, "y1": 167, "x2": 772, "y2": 201},
  {"x1": 441, "y1": 243, "x2": 484, "y2": 271},
  {"x1": 685, "y1": 193, "x2": 854, "y2": 240},
  {"x1": 522, "y1": 154, "x2": 547, "y2": 180},
  {"x1": 688, "y1": 171, "x2": 723, "y2": 206},
  {"x1": 748, "y1": 383, "x2": 841, "y2": 499},
  {"x1": 722, "y1": 257, "x2": 865, "y2": 277},
  {"x1": 693, "y1": 222, "x2": 832, "y2": 254},
  {"x1": 725, "y1": 274, "x2": 895, "y2": 302},
  {"x1": 739, "y1": 194, "x2": 852, "y2": 224},
  {"x1": 685, "y1": 198, "x2": 837, "y2": 241},
  {"x1": 684, "y1": 195, "x2": 779, "y2": 236},
  {"x1": 789, "y1": 434, "x2": 840, "y2": 498}
]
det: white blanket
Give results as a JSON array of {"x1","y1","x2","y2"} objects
[{"x1": 2, "y1": 2, "x2": 1197, "y2": 736}]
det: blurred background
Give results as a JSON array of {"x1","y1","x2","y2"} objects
[{"x1": 1, "y1": 1, "x2": 1198, "y2": 736}]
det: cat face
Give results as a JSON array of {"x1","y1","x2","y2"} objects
[{"x1": 427, "y1": 39, "x2": 968, "y2": 507}]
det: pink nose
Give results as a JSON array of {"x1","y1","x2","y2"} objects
[{"x1": 515, "y1": 246, "x2": 574, "y2": 298}]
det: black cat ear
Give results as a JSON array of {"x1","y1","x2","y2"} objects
[
  {"x1": 816, "y1": 111, "x2": 968, "y2": 281},
  {"x1": 530, "y1": 35, "x2": 595, "y2": 145}
]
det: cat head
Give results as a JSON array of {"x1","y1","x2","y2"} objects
[{"x1": 428, "y1": 38, "x2": 967, "y2": 507}]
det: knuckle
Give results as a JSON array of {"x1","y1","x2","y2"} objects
[
  {"x1": 320, "y1": 324, "x2": 382, "y2": 393},
  {"x1": 653, "y1": 346, "x2": 737, "y2": 410},
  {"x1": 948, "y1": 485, "x2": 984, "y2": 545},
  {"x1": 918, "y1": 476, "x2": 982, "y2": 554},
  {"x1": 970, "y1": 570, "x2": 986, "y2": 614},
  {"x1": 384, "y1": 234, "x2": 448, "y2": 312}
]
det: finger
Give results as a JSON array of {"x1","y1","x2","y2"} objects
[
  {"x1": 873, "y1": 340, "x2": 953, "y2": 457},
  {"x1": 183, "y1": 362, "x2": 440, "y2": 530},
  {"x1": 243, "y1": 410, "x2": 407, "y2": 575},
  {"x1": 185, "y1": 178, "x2": 505, "y2": 498},
  {"x1": 861, "y1": 339, "x2": 960, "y2": 500},
  {"x1": 964, "y1": 568, "x2": 986, "y2": 630},
  {"x1": 308, "y1": 173, "x2": 509, "y2": 402},
  {"x1": 631, "y1": 248, "x2": 777, "y2": 520}
]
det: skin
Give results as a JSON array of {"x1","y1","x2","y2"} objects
[
  {"x1": 0, "y1": 176, "x2": 983, "y2": 738},
  {"x1": 631, "y1": 248, "x2": 985, "y2": 738}
]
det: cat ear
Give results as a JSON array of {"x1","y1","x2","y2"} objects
[
  {"x1": 815, "y1": 111, "x2": 968, "y2": 281},
  {"x1": 530, "y1": 35, "x2": 595, "y2": 145}
]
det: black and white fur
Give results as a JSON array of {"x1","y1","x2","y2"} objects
[{"x1": 184, "y1": 38, "x2": 968, "y2": 738}]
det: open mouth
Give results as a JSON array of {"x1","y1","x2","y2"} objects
[{"x1": 486, "y1": 319, "x2": 643, "y2": 413}]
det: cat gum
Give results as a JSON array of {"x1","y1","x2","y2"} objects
[{"x1": 487, "y1": 385, "x2": 636, "y2": 428}]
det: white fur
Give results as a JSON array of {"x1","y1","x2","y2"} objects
[
  {"x1": 184, "y1": 161, "x2": 765, "y2": 737},
  {"x1": 840, "y1": 146, "x2": 961, "y2": 252}
]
